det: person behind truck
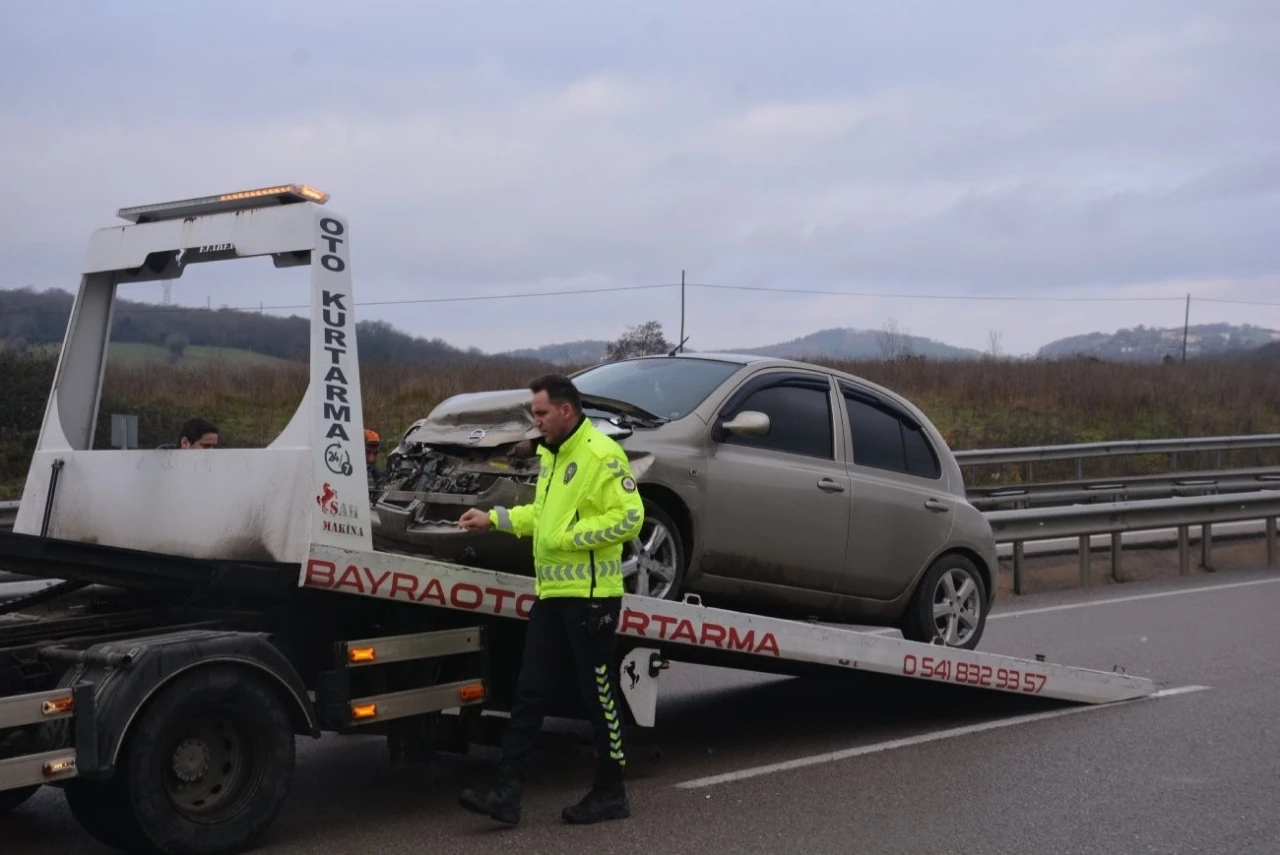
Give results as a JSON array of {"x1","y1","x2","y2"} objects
[
  {"x1": 364, "y1": 429, "x2": 383, "y2": 488},
  {"x1": 158, "y1": 417, "x2": 219, "y2": 450},
  {"x1": 456, "y1": 373, "x2": 641, "y2": 827}
]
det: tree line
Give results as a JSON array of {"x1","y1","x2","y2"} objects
[{"x1": 0, "y1": 287, "x2": 547, "y2": 367}]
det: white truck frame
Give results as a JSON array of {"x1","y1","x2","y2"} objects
[{"x1": 0, "y1": 185, "x2": 1156, "y2": 854}]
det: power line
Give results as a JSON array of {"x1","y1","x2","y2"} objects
[
  {"x1": 0, "y1": 283, "x2": 678, "y2": 317},
  {"x1": 686, "y1": 283, "x2": 1189, "y2": 303},
  {"x1": 1192, "y1": 297, "x2": 1280, "y2": 307},
  {"x1": 3, "y1": 281, "x2": 1278, "y2": 317}
]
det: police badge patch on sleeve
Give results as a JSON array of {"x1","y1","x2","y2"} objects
[
  {"x1": 563, "y1": 462, "x2": 577, "y2": 484},
  {"x1": 622, "y1": 476, "x2": 637, "y2": 493}
]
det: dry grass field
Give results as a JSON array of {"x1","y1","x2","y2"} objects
[{"x1": 3, "y1": 351, "x2": 1279, "y2": 498}]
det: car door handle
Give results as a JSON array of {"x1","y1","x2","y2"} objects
[
  {"x1": 817, "y1": 478, "x2": 846, "y2": 493},
  {"x1": 924, "y1": 497, "x2": 950, "y2": 512}
]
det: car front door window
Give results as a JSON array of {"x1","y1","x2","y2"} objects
[{"x1": 723, "y1": 383, "x2": 834, "y2": 459}]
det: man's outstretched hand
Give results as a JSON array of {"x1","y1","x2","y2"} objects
[{"x1": 458, "y1": 508, "x2": 493, "y2": 532}]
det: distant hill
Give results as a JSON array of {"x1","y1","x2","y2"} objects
[
  {"x1": 1252, "y1": 341, "x2": 1280, "y2": 361},
  {"x1": 1038, "y1": 323, "x2": 1280, "y2": 362},
  {"x1": 505, "y1": 339, "x2": 610, "y2": 364},
  {"x1": 0, "y1": 287, "x2": 550, "y2": 369},
  {"x1": 504, "y1": 327, "x2": 983, "y2": 364},
  {"x1": 731, "y1": 327, "x2": 984, "y2": 360},
  {"x1": 1201, "y1": 339, "x2": 1280, "y2": 364}
]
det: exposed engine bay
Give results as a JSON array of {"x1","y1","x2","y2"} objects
[
  {"x1": 367, "y1": 387, "x2": 650, "y2": 573},
  {"x1": 366, "y1": 426, "x2": 541, "y2": 572},
  {"x1": 376, "y1": 441, "x2": 540, "y2": 523}
]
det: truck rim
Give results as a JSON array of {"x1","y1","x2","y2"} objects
[{"x1": 163, "y1": 707, "x2": 265, "y2": 823}]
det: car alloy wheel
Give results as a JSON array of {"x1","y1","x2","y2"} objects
[
  {"x1": 930, "y1": 566, "x2": 983, "y2": 647},
  {"x1": 621, "y1": 516, "x2": 681, "y2": 599}
]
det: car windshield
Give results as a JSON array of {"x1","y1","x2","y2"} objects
[{"x1": 572, "y1": 357, "x2": 742, "y2": 421}]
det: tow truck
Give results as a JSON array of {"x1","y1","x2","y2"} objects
[{"x1": 0, "y1": 185, "x2": 1157, "y2": 854}]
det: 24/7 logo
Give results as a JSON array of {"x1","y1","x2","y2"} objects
[{"x1": 324, "y1": 443, "x2": 353, "y2": 476}]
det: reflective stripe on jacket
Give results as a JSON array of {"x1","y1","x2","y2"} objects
[{"x1": 489, "y1": 416, "x2": 643, "y2": 599}]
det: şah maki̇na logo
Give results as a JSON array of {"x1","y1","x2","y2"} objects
[{"x1": 316, "y1": 482, "x2": 340, "y2": 516}]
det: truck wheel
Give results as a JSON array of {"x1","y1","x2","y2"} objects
[
  {"x1": 0, "y1": 784, "x2": 39, "y2": 814},
  {"x1": 123, "y1": 666, "x2": 296, "y2": 855},
  {"x1": 901, "y1": 553, "x2": 989, "y2": 650}
]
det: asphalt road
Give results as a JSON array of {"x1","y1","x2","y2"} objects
[{"x1": 5, "y1": 566, "x2": 1280, "y2": 854}]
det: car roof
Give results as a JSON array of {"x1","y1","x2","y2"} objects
[
  {"x1": 629, "y1": 351, "x2": 783, "y2": 366},
  {"x1": 631, "y1": 352, "x2": 921, "y2": 409}
]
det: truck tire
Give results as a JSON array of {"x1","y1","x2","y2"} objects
[
  {"x1": 122, "y1": 666, "x2": 296, "y2": 855},
  {"x1": 0, "y1": 784, "x2": 39, "y2": 814}
]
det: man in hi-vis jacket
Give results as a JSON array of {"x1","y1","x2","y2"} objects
[{"x1": 457, "y1": 373, "x2": 643, "y2": 826}]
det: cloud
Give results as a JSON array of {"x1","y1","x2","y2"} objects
[{"x1": 1, "y1": 1, "x2": 1278, "y2": 358}]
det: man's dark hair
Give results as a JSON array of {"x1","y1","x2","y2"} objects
[
  {"x1": 529, "y1": 374, "x2": 582, "y2": 412},
  {"x1": 179, "y1": 417, "x2": 218, "y2": 444}
]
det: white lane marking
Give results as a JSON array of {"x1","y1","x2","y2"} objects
[
  {"x1": 814, "y1": 578, "x2": 1280, "y2": 638},
  {"x1": 673, "y1": 685, "x2": 1210, "y2": 790},
  {"x1": 990, "y1": 577, "x2": 1280, "y2": 620}
]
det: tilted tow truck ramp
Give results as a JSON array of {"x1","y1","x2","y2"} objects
[{"x1": 304, "y1": 543, "x2": 1157, "y2": 716}]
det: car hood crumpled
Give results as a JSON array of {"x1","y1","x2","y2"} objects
[{"x1": 399, "y1": 388, "x2": 632, "y2": 449}]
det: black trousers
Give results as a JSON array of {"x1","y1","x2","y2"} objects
[{"x1": 501, "y1": 596, "x2": 626, "y2": 784}]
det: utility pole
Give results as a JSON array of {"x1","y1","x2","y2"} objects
[
  {"x1": 1181, "y1": 293, "x2": 1190, "y2": 363},
  {"x1": 679, "y1": 270, "x2": 686, "y2": 353}
]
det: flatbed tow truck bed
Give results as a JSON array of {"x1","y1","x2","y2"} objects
[{"x1": 0, "y1": 184, "x2": 1155, "y2": 855}]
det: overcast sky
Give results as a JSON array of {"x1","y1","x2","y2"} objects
[{"x1": 3, "y1": 1, "x2": 1278, "y2": 357}]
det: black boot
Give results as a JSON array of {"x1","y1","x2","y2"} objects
[
  {"x1": 459, "y1": 763, "x2": 524, "y2": 826},
  {"x1": 561, "y1": 780, "x2": 630, "y2": 825}
]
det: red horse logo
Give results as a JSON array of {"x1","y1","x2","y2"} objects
[{"x1": 317, "y1": 482, "x2": 339, "y2": 515}]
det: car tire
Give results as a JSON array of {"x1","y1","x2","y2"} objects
[
  {"x1": 622, "y1": 500, "x2": 687, "y2": 601},
  {"x1": 902, "y1": 553, "x2": 989, "y2": 650}
]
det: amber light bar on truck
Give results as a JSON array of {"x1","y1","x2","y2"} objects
[{"x1": 116, "y1": 183, "x2": 330, "y2": 223}]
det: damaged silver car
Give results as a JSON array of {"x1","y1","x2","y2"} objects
[{"x1": 370, "y1": 353, "x2": 1000, "y2": 649}]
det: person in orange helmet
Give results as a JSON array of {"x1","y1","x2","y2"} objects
[{"x1": 364, "y1": 429, "x2": 383, "y2": 489}]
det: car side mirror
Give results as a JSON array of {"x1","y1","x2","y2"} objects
[{"x1": 721, "y1": 411, "x2": 770, "y2": 438}]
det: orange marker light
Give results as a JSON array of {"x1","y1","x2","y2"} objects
[
  {"x1": 351, "y1": 703, "x2": 378, "y2": 720},
  {"x1": 348, "y1": 647, "x2": 376, "y2": 663},
  {"x1": 42, "y1": 697, "x2": 74, "y2": 716},
  {"x1": 459, "y1": 684, "x2": 486, "y2": 703},
  {"x1": 43, "y1": 758, "x2": 75, "y2": 776}
]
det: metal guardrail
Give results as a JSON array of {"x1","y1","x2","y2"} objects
[
  {"x1": 988, "y1": 490, "x2": 1280, "y2": 594},
  {"x1": 956, "y1": 433, "x2": 1280, "y2": 478},
  {"x1": 3, "y1": 467, "x2": 1279, "y2": 602},
  {"x1": 967, "y1": 467, "x2": 1280, "y2": 510}
]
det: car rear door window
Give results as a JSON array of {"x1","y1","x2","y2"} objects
[
  {"x1": 726, "y1": 383, "x2": 834, "y2": 460},
  {"x1": 902, "y1": 421, "x2": 941, "y2": 479},
  {"x1": 844, "y1": 391, "x2": 940, "y2": 479}
]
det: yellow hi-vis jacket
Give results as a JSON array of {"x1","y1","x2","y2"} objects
[{"x1": 489, "y1": 417, "x2": 643, "y2": 599}]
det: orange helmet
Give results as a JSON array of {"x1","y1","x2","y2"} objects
[{"x1": 364, "y1": 429, "x2": 380, "y2": 447}]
